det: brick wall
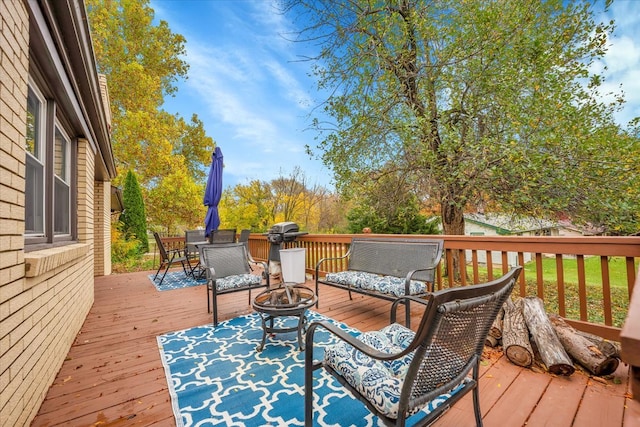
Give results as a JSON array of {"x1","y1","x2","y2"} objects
[
  {"x1": 94, "y1": 180, "x2": 112, "y2": 276},
  {"x1": 0, "y1": 3, "x2": 98, "y2": 426},
  {"x1": 0, "y1": 0, "x2": 30, "y2": 423}
]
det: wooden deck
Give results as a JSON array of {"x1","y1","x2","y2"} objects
[{"x1": 31, "y1": 270, "x2": 640, "y2": 426}]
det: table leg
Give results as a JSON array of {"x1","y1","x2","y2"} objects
[{"x1": 257, "y1": 314, "x2": 268, "y2": 351}]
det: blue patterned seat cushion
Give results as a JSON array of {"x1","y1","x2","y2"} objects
[
  {"x1": 215, "y1": 274, "x2": 262, "y2": 291},
  {"x1": 325, "y1": 271, "x2": 428, "y2": 296},
  {"x1": 324, "y1": 323, "x2": 468, "y2": 419}
]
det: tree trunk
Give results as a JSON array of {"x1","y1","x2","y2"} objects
[
  {"x1": 549, "y1": 315, "x2": 620, "y2": 376},
  {"x1": 502, "y1": 298, "x2": 533, "y2": 367},
  {"x1": 440, "y1": 197, "x2": 466, "y2": 281},
  {"x1": 522, "y1": 297, "x2": 575, "y2": 375}
]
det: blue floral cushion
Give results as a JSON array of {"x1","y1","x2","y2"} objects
[
  {"x1": 326, "y1": 271, "x2": 381, "y2": 288},
  {"x1": 324, "y1": 323, "x2": 468, "y2": 419},
  {"x1": 215, "y1": 274, "x2": 262, "y2": 291},
  {"x1": 325, "y1": 271, "x2": 427, "y2": 296}
]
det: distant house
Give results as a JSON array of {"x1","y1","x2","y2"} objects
[
  {"x1": 465, "y1": 213, "x2": 559, "y2": 237},
  {"x1": 462, "y1": 213, "x2": 600, "y2": 267},
  {"x1": 1, "y1": 1, "x2": 117, "y2": 425}
]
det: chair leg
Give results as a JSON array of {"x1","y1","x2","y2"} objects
[
  {"x1": 180, "y1": 259, "x2": 188, "y2": 276},
  {"x1": 212, "y1": 290, "x2": 218, "y2": 327},
  {"x1": 472, "y1": 363, "x2": 483, "y2": 427},
  {"x1": 157, "y1": 263, "x2": 171, "y2": 286},
  {"x1": 153, "y1": 262, "x2": 165, "y2": 280},
  {"x1": 206, "y1": 282, "x2": 211, "y2": 313},
  {"x1": 304, "y1": 325, "x2": 319, "y2": 427}
]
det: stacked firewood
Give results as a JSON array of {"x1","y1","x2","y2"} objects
[{"x1": 485, "y1": 296, "x2": 621, "y2": 377}]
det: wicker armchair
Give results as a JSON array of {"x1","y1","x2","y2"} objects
[
  {"x1": 200, "y1": 243, "x2": 269, "y2": 326},
  {"x1": 304, "y1": 266, "x2": 522, "y2": 427}
]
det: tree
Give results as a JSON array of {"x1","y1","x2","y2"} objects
[
  {"x1": 119, "y1": 170, "x2": 148, "y2": 252},
  {"x1": 219, "y1": 168, "x2": 344, "y2": 233},
  {"x1": 344, "y1": 166, "x2": 440, "y2": 234},
  {"x1": 146, "y1": 160, "x2": 206, "y2": 235},
  {"x1": 284, "y1": 0, "x2": 637, "y2": 237},
  {"x1": 86, "y1": 0, "x2": 216, "y2": 232},
  {"x1": 220, "y1": 180, "x2": 276, "y2": 232}
]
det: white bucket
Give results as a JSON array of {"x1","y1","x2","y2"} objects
[{"x1": 279, "y1": 248, "x2": 306, "y2": 284}]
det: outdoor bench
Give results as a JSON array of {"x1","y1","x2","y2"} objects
[{"x1": 315, "y1": 237, "x2": 444, "y2": 327}]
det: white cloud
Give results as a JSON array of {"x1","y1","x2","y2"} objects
[{"x1": 596, "y1": 0, "x2": 640, "y2": 125}]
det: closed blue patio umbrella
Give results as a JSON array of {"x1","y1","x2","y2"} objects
[{"x1": 204, "y1": 147, "x2": 223, "y2": 238}]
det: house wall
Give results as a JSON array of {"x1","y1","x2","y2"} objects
[
  {"x1": 0, "y1": 1, "x2": 113, "y2": 425},
  {"x1": 94, "y1": 180, "x2": 112, "y2": 276},
  {"x1": 464, "y1": 222, "x2": 533, "y2": 267}
]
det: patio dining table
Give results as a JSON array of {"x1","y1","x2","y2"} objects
[{"x1": 186, "y1": 240, "x2": 209, "y2": 278}]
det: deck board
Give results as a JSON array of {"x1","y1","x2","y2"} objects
[
  {"x1": 525, "y1": 373, "x2": 587, "y2": 426},
  {"x1": 30, "y1": 269, "x2": 633, "y2": 426}
]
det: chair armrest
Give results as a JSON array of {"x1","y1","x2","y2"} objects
[
  {"x1": 306, "y1": 320, "x2": 413, "y2": 362},
  {"x1": 390, "y1": 295, "x2": 431, "y2": 324},
  {"x1": 249, "y1": 259, "x2": 270, "y2": 285},
  {"x1": 315, "y1": 251, "x2": 352, "y2": 280},
  {"x1": 166, "y1": 249, "x2": 185, "y2": 263},
  {"x1": 315, "y1": 253, "x2": 349, "y2": 271},
  {"x1": 405, "y1": 267, "x2": 437, "y2": 292}
]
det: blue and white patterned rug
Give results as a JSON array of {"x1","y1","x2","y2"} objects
[
  {"x1": 158, "y1": 311, "x2": 421, "y2": 426},
  {"x1": 148, "y1": 270, "x2": 206, "y2": 291}
]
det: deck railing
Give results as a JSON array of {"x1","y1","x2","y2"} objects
[
  {"x1": 161, "y1": 233, "x2": 639, "y2": 341},
  {"x1": 245, "y1": 233, "x2": 640, "y2": 341}
]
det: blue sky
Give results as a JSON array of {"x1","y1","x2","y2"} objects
[{"x1": 151, "y1": 0, "x2": 640, "y2": 191}]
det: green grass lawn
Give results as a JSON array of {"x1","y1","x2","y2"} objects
[
  {"x1": 469, "y1": 256, "x2": 636, "y2": 328},
  {"x1": 522, "y1": 256, "x2": 634, "y2": 289}
]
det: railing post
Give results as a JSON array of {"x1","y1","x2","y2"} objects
[{"x1": 621, "y1": 265, "x2": 640, "y2": 402}]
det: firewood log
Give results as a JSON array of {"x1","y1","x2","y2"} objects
[
  {"x1": 522, "y1": 297, "x2": 575, "y2": 376},
  {"x1": 502, "y1": 298, "x2": 533, "y2": 367},
  {"x1": 549, "y1": 315, "x2": 620, "y2": 376},
  {"x1": 573, "y1": 329, "x2": 621, "y2": 359},
  {"x1": 485, "y1": 335, "x2": 499, "y2": 348},
  {"x1": 489, "y1": 307, "x2": 504, "y2": 340}
]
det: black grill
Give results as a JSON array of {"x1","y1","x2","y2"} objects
[{"x1": 266, "y1": 222, "x2": 307, "y2": 262}]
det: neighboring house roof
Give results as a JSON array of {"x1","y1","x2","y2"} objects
[
  {"x1": 464, "y1": 213, "x2": 557, "y2": 235},
  {"x1": 557, "y1": 219, "x2": 604, "y2": 236}
]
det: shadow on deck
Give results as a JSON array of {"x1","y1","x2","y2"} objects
[{"x1": 31, "y1": 270, "x2": 640, "y2": 426}]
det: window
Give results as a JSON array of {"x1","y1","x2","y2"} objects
[
  {"x1": 54, "y1": 126, "x2": 71, "y2": 235},
  {"x1": 25, "y1": 79, "x2": 77, "y2": 247},
  {"x1": 25, "y1": 86, "x2": 45, "y2": 236}
]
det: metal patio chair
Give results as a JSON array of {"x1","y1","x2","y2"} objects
[
  {"x1": 304, "y1": 266, "x2": 522, "y2": 427},
  {"x1": 209, "y1": 228, "x2": 236, "y2": 243},
  {"x1": 185, "y1": 229, "x2": 207, "y2": 276},
  {"x1": 238, "y1": 229, "x2": 251, "y2": 247},
  {"x1": 153, "y1": 231, "x2": 192, "y2": 286},
  {"x1": 200, "y1": 242, "x2": 270, "y2": 326}
]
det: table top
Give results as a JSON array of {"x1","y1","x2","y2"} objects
[{"x1": 252, "y1": 284, "x2": 317, "y2": 315}]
